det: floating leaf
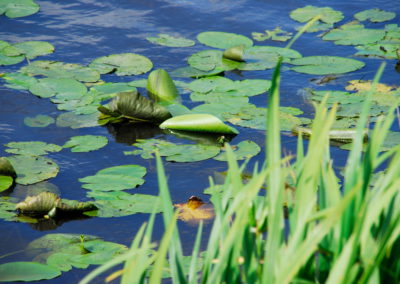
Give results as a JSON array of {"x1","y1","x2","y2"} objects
[
  {"x1": 29, "y1": 78, "x2": 87, "y2": 99},
  {"x1": 174, "y1": 196, "x2": 214, "y2": 224},
  {"x1": 290, "y1": 6, "x2": 344, "y2": 24},
  {"x1": 89, "y1": 53, "x2": 153, "y2": 76},
  {"x1": 322, "y1": 25, "x2": 385, "y2": 45},
  {"x1": 0, "y1": 262, "x2": 61, "y2": 282},
  {"x1": 99, "y1": 91, "x2": 171, "y2": 123},
  {"x1": 91, "y1": 82, "x2": 136, "y2": 96},
  {"x1": 0, "y1": 176, "x2": 13, "y2": 192},
  {"x1": 293, "y1": 126, "x2": 368, "y2": 143},
  {"x1": 336, "y1": 102, "x2": 389, "y2": 118},
  {"x1": 160, "y1": 114, "x2": 239, "y2": 134},
  {"x1": 188, "y1": 50, "x2": 241, "y2": 72},
  {"x1": 171, "y1": 66, "x2": 224, "y2": 78},
  {"x1": 79, "y1": 165, "x2": 146, "y2": 191},
  {"x1": 223, "y1": 45, "x2": 245, "y2": 62},
  {"x1": 252, "y1": 27, "x2": 293, "y2": 42},
  {"x1": 1, "y1": 72, "x2": 37, "y2": 90},
  {"x1": 56, "y1": 112, "x2": 100, "y2": 129},
  {"x1": 197, "y1": 31, "x2": 253, "y2": 49},
  {"x1": 147, "y1": 69, "x2": 179, "y2": 103},
  {"x1": 290, "y1": 56, "x2": 365, "y2": 75},
  {"x1": 190, "y1": 92, "x2": 249, "y2": 104},
  {"x1": 24, "y1": 114, "x2": 55, "y2": 127},
  {"x1": 63, "y1": 135, "x2": 108, "y2": 152},
  {"x1": 7, "y1": 155, "x2": 59, "y2": 185},
  {"x1": 0, "y1": 41, "x2": 24, "y2": 65},
  {"x1": 354, "y1": 8, "x2": 396, "y2": 23},
  {"x1": 213, "y1": 140, "x2": 261, "y2": 161},
  {"x1": 0, "y1": 197, "x2": 18, "y2": 221},
  {"x1": 20, "y1": 60, "x2": 100, "y2": 82},
  {"x1": 309, "y1": 90, "x2": 364, "y2": 105},
  {"x1": 5, "y1": 141, "x2": 62, "y2": 156},
  {"x1": 147, "y1": 34, "x2": 195, "y2": 47},
  {"x1": 3, "y1": 41, "x2": 54, "y2": 60},
  {"x1": 86, "y1": 191, "x2": 162, "y2": 217}
]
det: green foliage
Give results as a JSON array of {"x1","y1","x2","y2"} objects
[
  {"x1": 354, "y1": 8, "x2": 396, "y2": 22},
  {"x1": 2, "y1": 41, "x2": 54, "y2": 59},
  {"x1": 4, "y1": 141, "x2": 62, "y2": 156},
  {"x1": 147, "y1": 34, "x2": 195, "y2": 47},
  {"x1": 252, "y1": 27, "x2": 293, "y2": 42},
  {"x1": 63, "y1": 135, "x2": 108, "y2": 152},
  {"x1": 0, "y1": 262, "x2": 61, "y2": 282},
  {"x1": 290, "y1": 6, "x2": 344, "y2": 32},
  {"x1": 29, "y1": 77, "x2": 87, "y2": 99},
  {"x1": 290, "y1": 56, "x2": 365, "y2": 74},
  {"x1": 147, "y1": 69, "x2": 179, "y2": 103},
  {"x1": 89, "y1": 53, "x2": 153, "y2": 76},
  {"x1": 197, "y1": 31, "x2": 253, "y2": 49},
  {"x1": 322, "y1": 25, "x2": 385, "y2": 45},
  {"x1": 213, "y1": 140, "x2": 261, "y2": 161},
  {"x1": 24, "y1": 114, "x2": 55, "y2": 127},
  {"x1": 0, "y1": 0, "x2": 39, "y2": 18}
]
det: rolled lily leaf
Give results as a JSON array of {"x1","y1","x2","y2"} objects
[
  {"x1": 160, "y1": 114, "x2": 239, "y2": 134},
  {"x1": 223, "y1": 45, "x2": 245, "y2": 62},
  {"x1": 147, "y1": 69, "x2": 179, "y2": 103},
  {"x1": 98, "y1": 91, "x2": 172, "y2": 124},
  {"x1": 16, "y1": 192, "x2": 97, "y2": 217}
]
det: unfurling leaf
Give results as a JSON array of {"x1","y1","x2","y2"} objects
[
  {"x1": 147, "y1": 69, "x2": 179, "y2": 103},
  {"x1": 223, "y1": 45, "x2": 245, "y2": 62}
]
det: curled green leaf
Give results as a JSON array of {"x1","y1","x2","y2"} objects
[{"x1": 147, "y1": 69, "x2": 179, "y2": 103}]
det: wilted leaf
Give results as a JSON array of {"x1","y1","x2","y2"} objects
[
  {"x1": 174, "y1": 196, "x2": 214, "y2": 223},
  {"x1": 147, "y1": 34, "x2": 195, "y2": 47},
  {"x1": 214, "y1": 140, "x2": 261, "y2": 161},
  {"x1": 79, "y1": 165, "x2": 146, "y2": 191},
  {"x1": 7, "y1": 155, "x2": 59, "y2": 185},
  {"x1": 354, "y1": 8, "x2": 396, "y2": 23},
  {"x1": 197, "y1": 31, "x2": 253, "y2": 49},
  {"x1": 0, "y1": 0, "x2": 39, "y2": 18},
  {"x1": 0, "y1": 262, "x2": 61, "y2": 282},
  {"x1": 160, "y1": 114, "x2": 239, "y2": 134},
  {"x1": 147, "y1": 69, "x2": 179, "y2": 103},
  {"x1": 290, "y1": 56, "x2": 365, "y2": 75},
  {"x1": 63, "y1": 135, "x2": 108, "y2": 152},
  {"x1": 5, "y1": 141, "x2": 62, "y2": 156},
  {"x1": 3, "y1": 41, "x2": 54, "y2": 60},
  {"x1": 89, "y1": 53, "x2": 153, "y2": 76}
]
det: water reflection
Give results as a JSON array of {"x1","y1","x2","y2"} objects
[{"x1": 106, "y1": 122, "x2": 164, "y2": 145}]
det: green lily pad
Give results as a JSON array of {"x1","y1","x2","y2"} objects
[
  {"x1": 91, "y1": 82, "x2": 136, "y2": 95},
  {"x1": 355, "y1": 43, "x2": 400, "y2": 59},
  {"x1": 214, "y1": 140, "x2": 261, "y2": 161},
  {"x1": 340, "y1": 131, "x2": 400, "y2": 152},
  {"x1": 56, "y1": 112, "x2": 100, "y2": 129},
  {"x1": 244, "y1": 45, "x2": 302, "y2": 61},
  {"x1": 0, "y1": 262, "x2": 61, "y2": 282},
  {"x1": 336, "y1": 102, "x2": 389, "y2": 118},
  {"x1": 0, "y1": 0, "x2": 39, "y2": 18},
  {"x1": 63, "y1": 135, "x2": 108, "y2": 152},
  {"x1": 354, "y1": 8, "x2": 396, "y2": 23},
  {"x1": 147, "y1": 33, "x2": 195, "y2": 47},
  {"x1": 86, "y1": 191, "x2": 163, "y2": 217},
  {"x1": 29, "y1": 78, "x2": 87, "y2": 99},
  {"x1": 188, "y1": 50, "x2": 241, "y2": 72},
  {"x1": 190, "y1": 92, "x2": 249, "y2": 104},
  {"x1": 171, "y1": 66, "x2": 224, "y2": 78},
  {"x1": 290, "y1": 56, "x2": 365, "y2": 75},
  {"x1": 290, "y1": 6, "x2": 344, "y2": 24},
  {"x1": 79, "y1": 164, "x2": 146, "y2": 191},
  {"x1": 0, "y1": 41, "x2": 25, "y2": 65},
  {"x1": 160, "y1": 114, "x2": 239, "y2": 134},
  {"x1": 20, "y1": 60, "x2": 100, "y2": 82},
  {"x1": 322, "y1": 25, "x2": 385, "y2": 46},
  {"x1": 7, "y1": 155, "x2": 59, "y2": 185},
  {"x1": 197, "y1": 31, "x2": 253, "y2": 49},
  {"x1": 89, "y1": 53, "x2": 153, "y2": 76},
  {"x1": 252, "y1": 27, "x2": 293, "y2": 42},
  {"x1": 188, "y1": 76, "x2": 234, "y2": 93},
  {"x1": 147, "y1": 69, "x2": 179, "y2": 103},
  {"x1": 3, "y1": 41, "x2": 54, "y2": 60},
  {"x1": 24, "y1": 114, "x2": 55, "y2": 127},
  {"x1": 309, "y1": 90, "x2": 364, "y2": 105},
  {"x1": 0, "y1": 197, "x2": 18, "y2": 221},
  {"x1": 1, "y1": 72, "x2": 38, "y2": 90},
  {"x1": 5, "y1": 141, "x2": 62, "y2": 156},
  {"x1": 0, "y1": 175, "x2": 13, "y2": 192},
  {"x1": 125, "y1": 138, "x2": 221, "y2": 162}
]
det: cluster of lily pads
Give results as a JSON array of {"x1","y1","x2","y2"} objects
[{"x1": 0, "y1": 3, "x2": 399, "y2": 282}]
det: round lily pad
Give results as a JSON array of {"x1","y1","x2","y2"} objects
[
  {"x1": 354, "y1": 8, "x2": 396, "y2": 23},
  {"x1": 29, "y1": 78, "x2": 87, "y2": 99},
  {"x1": 2, "y1": 72, "x2": 38, "y2": 90},
  {"x1": 322, "y1": 26, "x2": 385, "y2": 46},
  {"x1": 290, "y1": 6, "x2": 344, "y2": 24},
  {"x1": 214, "y1": 140, "x2": 261, "y2": 161},
  {"x1": 63, "y1": 135, "x2": 108, "y2": 152},
  {"x1": 188, "y1": 50, "x2": 241, "y2": 72},
  {"x1": 5, "y1": 141, "x2": 62, "y2": 156},
  {"x1": 3, "y1": 41, "x2": 54, "y2": 60},
  {"x1": 146, "y1": 33, "x2": 195, "y2": 47},
  {"x1": 197, "y1": 31, "x2": 253, "y2": 49},
  {"x1": 24, "y1": 114, "x2": 55, "y2": 127},
  {"x1": 7, "y1": 155, "x2": 59, "y2": 185},
  {"x1": 89, "y1": 53, "x2": 153, "y2": 76},
  {"x1": 0, "y1": 262, "x2": 61, "y2": 282},
  {"x1": 290, "y1": 56, "x2": 365, "y2": 75},
  {"x1": 56, "y1": 112, "x2": 100, "y2": 129},
  {"x1": 0, "y1": 42, "x2": 25, "y2": 65},
  {"x1": 0, "y1": 0, "x2": 40, "y2": 18}
]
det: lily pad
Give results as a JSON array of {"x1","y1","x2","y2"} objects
[
  {"x1": 24, "y1": 114, "x2": 55, "y2": 127},
  {"x1": 290, "y1": 56, "x2": 365, "y2": 75},
  {"x1": 160, "y1": 114, "x2": 239, "y2": 134},
  {"x1": 89, "y1": 53, "x2": 153, "y2": 76},
  {"x1": 174, "y1": 196, "x2": 214, "y2": 223},
  {"x1": 86, "y1": 191, "x2": 162, "y2": 217},
  {"x1": 29, "y1": 78, "x2": 87, "y2": 99},
  {"x1": 3, "y1": 41, "x2": 54, "y2": 60},
  {"x1": 0, "y1": 197, "x2": 18, "y2": 221},
  {"x1": 0, "y1": 262, "x2": 61, "y2": 282},
  {"x1": 171, "y1": 66, "x2": 224, "y2": 78},
  {"x1": 0, "y1": 176, "x2": 13, "y2": 192},
  {"x1": 0, "y1": 41, "x2": 25, "y2": 65},
  {"x1": 147, "y1": 69, "x2": 179, "y2": 103},
  {"x1": 56, "y1": 112, "x2": 100, "y2": 129},
  {"x1": 1, "y1": 72, "x2": 38, "y2": 90},
  {"x1": 188, "y1": 50, "x2": 241, "y2": 72},
  {"x1": 309, "y1": 90, "x2": 364, "y2": 105},
  {"x1": 7, "y1": 155, "x2": 59, "y2": 185},
  {"x1": 5, "y1": 141, "x2": 62, "y2": 156},
  {"x1": 354, "y1": 8, "x2": 396, "y2": 23},
  {"x1": 213, "y1": 140, "x2": 261, "y2": 161},
  {"x1": 0, "y1": 0, "x2": 40, "y2": 18},
  {"x1": 91, "y1": 82, "x2": 136, "y2": 96},
  {"x1": 322, "y1": 25, "x2": 385, "y2": 46},
  {"x1": 197, "y1": 31, "x2": 253, "y2": 49},
  {"x1": 79, "y1": 164, "x2": 146, "y2": 191},
  {"x1": 63, "y1": 135, "x2": 108, "y2": 152},
  {"x1": 290, "y1": 6, "x2": 344, "y2": 24},
  {"x1": 20, "y1": 60, "x2": 100, "y2": 82},
  {"x1": 147, "y1": 33, "x2": 195, "y2": 47}
]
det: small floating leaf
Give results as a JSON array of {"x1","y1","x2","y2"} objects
[
  {"x1": 79, "y1": 165, "x2": 146, "y2": 191},
  {"x1": 56, "y1": 112, "x2": 100, "y2": 129},
  {"x1": 0, "y1": 176, "x2": 13, "y2": 192},
  {"x1": 5, "y1": 141, "x2": 62, "y2": 156},
  {"x1": 322, "y1": 25, "x2": 385, "y2": 45},
  {"x1": 7, "y1": 155, "x2": 59, "y2": 185},
  {"x1": 290, "y1": 6, "x2": 344, "y2": 24},
  {"x1": 171, "y1": 66, "x2": 224, "y2": 78},
  {"x1": 197, "y1": 31, "x2": 253, "y2": 49},
  {"x1": 354, "y1": 8, "x2": 396, "y2": 23},
  {"x1": 0, "y1": 0, "x2": 40, "y2": 18},
  {"x1": 147, "y1": 69, "x2": 179, "y2": 103},
  {"x1": 0, "y1": 262, "x2": 61, "y2": 282},
  {"x1": 213, "y1": 140, "x2": 261, "y2": 161},
  {"x1": 146, "y1": 33, "x2": 195, "y2": 47},
  {"x1": 63, "y1": 135, "x2": 108, "y2": 152},
  {"x1": 160, "y1": 114, "x2": 239, "y2": 134},
  {"x1": 290, "y1": 56, "x2": 365, "y2": 75},
  {"x1": 309, "y1": 90, "x2": 364, "y2": 105},
  {"x1": 29, "y1": 78, "x2": 87, "y2": 99},
  {"x1": 0, "y1": 41, "x2": 24, "y2": 65},
  {"x1": 1, "y1": 72, "x2": 38, "y2": 90},
  {"x1": 3, "y1": 41, "x2": 54, "y2": 60},
  {"x1": 252, "y1": 27, "x2": 293, "y2": 42},
  {"x1": 188, "y1": 50, "x2": 241, "y2": 72},
  {"x1": 89, "y1": 53, "x2": 153, "y2": 76},
  {"x1": 24, "y1": 114, "x2": 55, "y2": 127}
]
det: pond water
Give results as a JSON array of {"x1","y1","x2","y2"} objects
[{"x1": 0, "y1": 0, "x2": 399, "y2": 282}]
